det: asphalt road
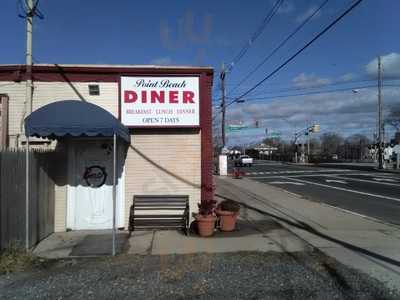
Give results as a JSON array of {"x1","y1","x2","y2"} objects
[{"x1": 229, "y1": 160, "x2": 400, "y2": 226}]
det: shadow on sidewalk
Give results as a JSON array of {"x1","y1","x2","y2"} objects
[{"x1": 216, "y1": 193, "x2": 400, "y2": 275}]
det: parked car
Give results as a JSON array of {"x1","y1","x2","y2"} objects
[{"x1": 234, "y1": 155, "x2": 253, "y2": 167}]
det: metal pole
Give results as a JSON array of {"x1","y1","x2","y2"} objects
[
  {"x1": 25, "y1": 136, "x2": 30, "y2": 250},
  {"x1": 26, "y1": 0, "x2": 33, "y2": 115},
  {"x1": 307, "y1": 133, "x2": 310, "y2": 163},
  {"x1": 112, "y1": 134, "x2": 117, "y2": 256},
  {"x1": 378, "y1": 56, "x2": 384, "y2": 169},
  {"x1": 294, "y1": 133, "x2": 297, "y2": 163},
  {"x1": 220, "y1": 63, "x2": 226, "y2": 149}
]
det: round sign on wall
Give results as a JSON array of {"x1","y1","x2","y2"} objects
[{"x1": 83, "y1": 165, "x2": 107, "y2": 188}]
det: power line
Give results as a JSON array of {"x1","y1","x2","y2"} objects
[
  {"x1": 17, "y1": 0, "x2": 44, "y2": 19},
  {"x1": 224, "y1": 0, "x2": 365, "y2": 110},
  {"x1": 211, "y1": 83, "x2": 399, "y2": 122},
  {"x1": 234, "y1": 84, "x2": 400, "y2": 102},
  {"x1": 255, "y1": 78, "x2": 400, "y2": 95},
  {"x1": 213, "y1": 78, "x2": 387, "y2": 102},
  {"x1": 212, "y1": 78, "x2": 400, "y2": 104},
  {"x1": 225, "y1": 0, "x2": 284, "y2": 73},
  {"x1": 228, "y1": 0, "x2": 330, "y2": 96}
]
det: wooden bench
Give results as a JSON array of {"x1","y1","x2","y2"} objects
[{"x1": 128, "y1": 195, "x2": 190, "y2": 235}]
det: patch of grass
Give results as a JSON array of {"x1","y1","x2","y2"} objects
[
  {"x1": 160, "y1": 268, "x2": 185, "y2": 283},
  {"x1": 0, "y1": 245, "x2": 44, "y2": 274},
  {"x1": 192, "y1": 279, "x2": 209, "y2": 296}
]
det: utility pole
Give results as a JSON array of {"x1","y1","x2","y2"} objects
[
  {"x1": 26, "y1": 0, "x2": 33, "y2": 116},
  {"x1": 307, "y1": 131, "x2": 310, "y2": 162},
  {"x1": 220, "y1": 63, "x2": 226, "y2": 149},
  {"x1": 378, "y1": 56, "x2": 384, "y2": 169},
  {"x1": 294, "y1": 133, "x2": 298, "y2": 163}
]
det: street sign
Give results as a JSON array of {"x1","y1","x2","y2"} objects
[
  {"x1": 312, "y1": 124, "x2": 320, "y2": 133},
  {"x1": 268, "y1": 132, "x2": 281, "y2": 138},
  {"x1": 227, "y1": 124, "x2": 247, "y2": 131}
]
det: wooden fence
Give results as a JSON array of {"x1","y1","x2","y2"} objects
[{"x1": 0, "y1": 149, "x2": 57, "y2": 251}]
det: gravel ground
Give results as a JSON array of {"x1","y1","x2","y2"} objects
[{"x1": 0, "y1": 251, "x2": 398, "y2": 299}]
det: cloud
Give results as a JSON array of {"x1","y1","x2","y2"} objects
[
  {"x1": 295, "y1": 5, "x2": 321, "y2": 23},
  {"x1": 223, "y1": 86, "x2": 400, "y2": 145},
  {"x1": 213, "y1": 36, "x2": 233, "y2": 47},
  {"x1": 366, "y1": 52, "x2": 400, "y2": 79},
  {"x1": 160, "y1": 11, "x2": 212, "y2": 50},
  {"x1": 292, "y1": 73, "x2": 331, "y2": 88},
  {"x1": 279, "y1": 1, "x2": 295, "y2": 14},
  {"x1": 338, "y1": 73, "x2": 356, "y2": 82},
  {"x1": 149, "y1": 56, "x2": 173, "y2": 65}
]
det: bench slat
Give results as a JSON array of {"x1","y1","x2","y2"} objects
[
  {"x1": 135, "y1": 204, "x2": 186, "y2": 208},
  {"x1": 135, "y1": 199, "x2": 187, "y2": 202},
  {"x1": 135, "y1": 220, "x2": 183, "y2": 223},
  {"x1": 135, "y1": 214, "x2": 183, "y2": 218},
  {"x1": 135, "y1": 207, "x2": 186, "y2": 210},
  {"x1": 130, "y1": 195, "x2": 189, "y2": 235},
  {"x1": 134, "y1": 226, "x2": 183, "y2": 230}
]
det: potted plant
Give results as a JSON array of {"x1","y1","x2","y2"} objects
[
  {"x1": 195, "y1": 200, "x2": 217, "y2": 237},
  {"x1": 233, "y1": 168, "x2": 245, "y2": 179},
  {"x1": 216, "y1": 200, "x2": 240, "y2": 232}
]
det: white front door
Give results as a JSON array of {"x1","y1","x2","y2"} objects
[{"x1": 68, "y1": 140, "x2": 125, "y2": 230}]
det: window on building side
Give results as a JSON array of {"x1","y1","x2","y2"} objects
[{"x1": 88, "y1": 84, "x2": 100, "y2": 96}]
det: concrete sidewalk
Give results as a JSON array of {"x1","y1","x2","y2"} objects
[
  {"x1": 216, "y1": 175, "x2": 400, "y2": 291},
  {"x1": 127, "y1": 211, "x2": 309, "y2": 255},
  {"x1": 34, "y1": 207, "x2": 310, "y2": 258}
]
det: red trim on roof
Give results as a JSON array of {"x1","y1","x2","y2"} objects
[{"x1": 0, "y1": 65, "x2": 213, "y2": 82}]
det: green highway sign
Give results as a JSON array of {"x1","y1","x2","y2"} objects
[
  {"x1": 268, "y1": 132, "x2": 282, "y2": 138},
  {"x1": 227, "y1": 124, "x2": 248, "y2": 132}
]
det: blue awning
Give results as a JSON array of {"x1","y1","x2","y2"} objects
[{"x1": 24, "y1": 100, "x2": 130, "y2": 143}]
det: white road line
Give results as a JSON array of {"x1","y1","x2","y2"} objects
[
  {"x1": 245, "y1": 170, "x2": 399, "y2": 179},
  {"x1": 322, "y1": 203, "x2": 376, "y2": 219},
  {"x1": 373, "y1": 177, "x2": 397, "y2": 182},
  {"x1": 286, "y1": 177, "x2": 400, "y2": 202},
  {"x1": 269, "y1": 181, "x2": 305, "y2": 186},
  {"x1": 345, "y1": 172, "x2": 400, "y2": 181},
  {"x1": 246, "y1": 169, "x2": 354, "y2": 175},
  {"x1": 253, "y1": 163, "x2": 284, "y2": 166},
  {"x1": 253, "y1": 173, "x2": 359, "y2": 179},
  {"x1": 321, "y1": 203, "x2": 400, "y2": 229},
  {"x1": 325, "y1": 179, "x2": 347, "y2": 184},
  {"x1": 326, "y1": 175, "x2": 400, "y2": 187}
]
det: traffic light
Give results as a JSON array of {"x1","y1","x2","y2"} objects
[{"x1": 311, "y1": 124, "x2": 320, "y2": 133}]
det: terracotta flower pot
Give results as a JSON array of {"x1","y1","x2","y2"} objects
[
  {"x1": 195, "y1": 214, "x2": 217, "y2": 237},
  {"x1": 216, "y1": 209, "x2": 239, "y2": 232}
]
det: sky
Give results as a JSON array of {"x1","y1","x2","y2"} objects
[{"x1": 1, "y1": 0, "x2": 399, "y2": 146}]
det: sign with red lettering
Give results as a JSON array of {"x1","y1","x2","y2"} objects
[{"x1": 120, "y1": 76, "x2": 199, "y2": 127}]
